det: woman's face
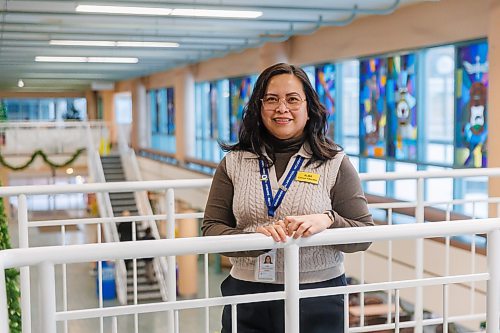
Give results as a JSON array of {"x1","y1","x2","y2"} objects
[{"x1": 260, "y1": 74, "x2": 308, "y2": 140}]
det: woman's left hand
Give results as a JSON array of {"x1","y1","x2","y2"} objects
[{"x1": 283, "y1": 213, "x2": 333, "y2": 239}]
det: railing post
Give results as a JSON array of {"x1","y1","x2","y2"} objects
[
  {"x1": 166, "y1": 188, "x2": 176, "y2": 332},
  {"x1": 0, "y1": 262, "x2": 8, "y2": 333},
  {"x1": 39, "y1": 262, "x2": 56, "y2": 333},
  {"x1": 18, "y1": 194, "x2": 32, "y2": 333},
  {"x1": 414, "y1": 177, "x2": 424, "y2": 333},
  {"x1": 284, "y1": 243, "x2": 300, "y2": 333},
  {"x1": 487, "y1": 228, "x2": 500, "y2": 333}
]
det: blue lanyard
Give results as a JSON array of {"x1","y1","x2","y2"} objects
[{"x1": 259, "y1": 156, "x2": 305, "y2": 217}]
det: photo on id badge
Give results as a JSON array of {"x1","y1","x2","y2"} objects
[{"x1": 257, "y1": 250, "x2": 276, "y2": 282}]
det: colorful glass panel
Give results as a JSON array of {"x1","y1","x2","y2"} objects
[
  {"x1": 455, "y1": 41, "x2": 488, "y2": 168},
  {"x1": 229, "y1": 76, "x2": 256, "y2": 142},
  {"x1": 386, "y1": 54, "x2": 417, "y2": 160},
  {"x1": 315, "y1": 64, "x2": 336, "y2": 139},
  {"x1": 360, "y1": 58, "x2": 387, "y2": 157}
]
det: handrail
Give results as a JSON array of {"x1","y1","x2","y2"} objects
[
  {"x1": 1, "y1": 218, "x2": 497, "y2": 268},
  {"x1": 0, "y1": 219, "x2": 499, "y2": 333},
  {"x1": 116, "y1": 124, "x2": 169, "y2": 302}
]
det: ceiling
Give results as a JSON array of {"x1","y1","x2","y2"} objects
[{"x1": 0, "y1": 0, "x2": 431, "y2": 92}]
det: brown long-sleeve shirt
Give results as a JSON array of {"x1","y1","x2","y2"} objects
[{"x1": 202, "y1": 136, "x2": 374, "y2": 256}]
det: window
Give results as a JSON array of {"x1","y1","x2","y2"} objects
[
  {"x1": 148, "y1": 87, "x2": 175, "y2": 153},
  {"x1": 422, "y1": 46, "x2": 455, "y2": 165},
  {"x1": 2, "y1": 98, "x2": 87, "y2": 121},
  {"x1": 340, "y1": 60, "x2": 359, "y2": 154},
  {"x1": 229, "y1": 75, "x2": 257, "y2": 142},
  {"x1": 194, "y1": 80, "x2": 230, "y2": 162}
]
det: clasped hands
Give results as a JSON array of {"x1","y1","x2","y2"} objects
[{"x1": 256, "y1": 213, "x2": 333, "y2": 242}]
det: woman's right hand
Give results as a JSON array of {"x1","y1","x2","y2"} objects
[{"x1": 256, "y1": 221, "x2": 288, "y2": 242}]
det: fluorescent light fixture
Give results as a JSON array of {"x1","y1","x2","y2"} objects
[
  {"x1": 75, "y1": 4, "x2": 262, "y2": 18},
  {"x1": 87, "y1": 57, "x2": 138, "y2": 63},
  {"x1": 116, "y1": 41, "x2": 179, "y2": 48},
  {"x1": 17, "y1": 79, "x2": 24, "y2": 88},
  {"x1": 50, "y1": 40, "x2": 116, "y2": 47},
  {"x1": 76, "y1": 5, "x2": 172, "y2": 15},
  {"x1": 171, "y1": 8, "x2": 262, "y2": 18},
  {"x1": 35, "y1": 56, "x2": 138, "y2": 63},
  {"x1": 50, "y1": 40, "x2": 179, "y2": 48}
]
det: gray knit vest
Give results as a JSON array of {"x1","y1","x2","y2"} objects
[{"x1": 226, "y1": 144, "x2": 345, "y2": 284}]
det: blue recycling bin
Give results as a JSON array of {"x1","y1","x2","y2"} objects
[{"x1": 96, "y1": 261, "x2": 116, "y2": 300}]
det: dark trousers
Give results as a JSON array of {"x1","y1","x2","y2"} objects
[{"x1": 221, "y1": 274, "x2": 346, "y2": 333}]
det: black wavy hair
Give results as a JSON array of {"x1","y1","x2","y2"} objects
[{"x1": 221, "y1": 63, "x2": 342, "y2": 165}]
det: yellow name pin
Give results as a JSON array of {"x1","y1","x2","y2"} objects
[{"x1": 295, "y1": 171, "x2": 320, "y2": 184}]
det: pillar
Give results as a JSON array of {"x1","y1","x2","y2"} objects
[
  {"x1": 85, "y1": 90, "x2": 98, "y2": 120},
  {"x1": 131, "y1": 80, "x2": 148, "y2": 149},
  {"x1": 174, "y1": 67, "x2": 195, "y2": 164},
  {"x1": 488, "y1": 0, "x2": 500, "y2": 217},
  {"x1": 101, "y1": 90, "x2": 116, "y2": 146}
]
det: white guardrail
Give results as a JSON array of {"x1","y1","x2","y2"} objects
[{"x1": 1, "y1": 169, "x2": 500, "y2": 333}]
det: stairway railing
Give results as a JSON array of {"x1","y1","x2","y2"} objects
[
  {"x1": 117, "y1": 124, "x2": 169, "y2": 302},
  {"x1": 86, "y1": 123, "x2": 128, "y2": 305}
]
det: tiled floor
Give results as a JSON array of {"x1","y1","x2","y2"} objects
[{"x1": 8, "y1": 210, "x2": 229, "y2": 333}]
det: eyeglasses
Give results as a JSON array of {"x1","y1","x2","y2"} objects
[{"x1": 260, "y1": 95, "x2": 306, "y2": 111}]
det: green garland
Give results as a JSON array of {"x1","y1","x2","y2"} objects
[
  {"x1": 0, "y1": 148, "x2": 86, "y2": 171},
  {"x1": 0, "y1": 190, "x2": 22, "y2": 332}
]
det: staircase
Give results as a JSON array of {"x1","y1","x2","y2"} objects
[
  {"x1": 126, "y1": 260, "x2": 163, "y2": 303},
  {"x1": 101, "y1": 154, "x2": 163, "y2": 303}
]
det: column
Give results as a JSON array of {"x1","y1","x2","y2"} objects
[
  {"x1": 85, "y1": 90, "x2": 98, "y2": 120},
  {"x1": 101, "y1": 90, "x2": 116, "y2": 146},
  {"x1": 488, "y1": 0, "x2": 500, "y2": 216},
  {"x1": 131, "y1": 80, "x2": 148, "y2": 149},
  {"x1": 174, "y1": 66, "x2": 195, "y2": 163}
]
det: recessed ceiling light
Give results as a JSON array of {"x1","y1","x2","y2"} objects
[
  {"x1": 171, "y1": 8, "x2": 262, "y2": 18},
  {"x1": 75, "y1": 4, "x2": 262, "y2": 18},
  {"x1": 50, "y1": 40, "x2": 179, "y2": 48},
  {"x1": 50, "y1": 40, "x2": 116, "y2": 47},
  {"x1": 35, "y1": 56, "x2": 139, "y2": 63},
  {"x1": 116, "y1": 41, "x2": 179, "y2": 48},
  {"x1": 17, "y1": 79, "x2": 24, "y2": 88},
  {"x1": 76, "y1": 5, "x2": 172, "y2": 15}
]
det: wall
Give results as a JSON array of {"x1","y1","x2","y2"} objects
[{"x1": 345, "y1": 238, "x2": 487, "y2": 331}]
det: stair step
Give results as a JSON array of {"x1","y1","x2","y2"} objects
[
  {"x1": 127, "y1": 275, "x2": 149, "y2": 287},
  {"x1": 111, "y1": 198, "x2": 136, "y2": 204},
  {"x1": 110, "y1": 192, "x2": 135, "y2": 198},
  {"x1": 127, "y1": 284, "x2": 160, "y2": 293},
  {"x1": 127, "y1": 291, "x2": 163, "y2": 302},
  {"x1": 103, "y1": 169, "x2": 125, "y2": 175},
  {"x1": 105, "y1": 174, "x2": 126, "y2": 180}
]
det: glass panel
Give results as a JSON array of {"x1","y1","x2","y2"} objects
[
  {"x1": 423, "y1": 46, "x2": 455, "y2": 165},
  {"x1": 341, "y1": 60, "x2": 359, "y2": 154},
  {"x1": 315, "y1": 64, "x2": 336, "y2": 139},
  {"x1": 393, "y1": 162, "x2": 417, "y2": 201},
  {"x1": 360, "y1": 58, "x2": 387, "y2": 157},
  {"x1": 425, "y1": 166, "x2": 453, "y2": 211},
  {"x1": 365, "y1": 158, "x2": 386, "y2": 195},
  {"x1": 455, "y1": 41, "x2": 488, "y2": 168}
]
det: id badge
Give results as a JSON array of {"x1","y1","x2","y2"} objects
[{"x1": 255, "y1": 249, "x2": 276, "y2": 282}]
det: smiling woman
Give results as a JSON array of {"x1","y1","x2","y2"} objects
[{"x1": 202, "y1": 63, "x2": 374, "y2": 333}]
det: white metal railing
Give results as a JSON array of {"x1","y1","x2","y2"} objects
[
  {"x1": 0, "y1": 220, "x2": 499, "y2": 333},
  {"x1": 1, "y1": 179, "x2": 212, "y2": 333},
  {"x1": 2, "y1": 168, "x2": 500, "y2": 332},
  {"x1": 117, "y1": 124, "x2": 169, "y2": 303},
  {"x1": 0, "y1": 121, "x2": 109, "y2": 155}
]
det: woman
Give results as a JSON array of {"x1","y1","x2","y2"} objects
[{"x1": 202, "y1": 63, "x2": 373, "y2": 333}]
